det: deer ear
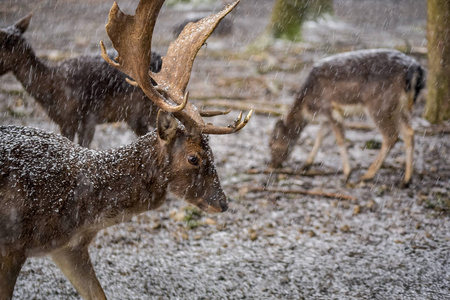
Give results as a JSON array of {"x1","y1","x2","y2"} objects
[
  {"x1": 157, "y1": 110, "x2": 178, "y2": 143},
  {"x1": 14, "y1": 13, "x2": 33, "y2": 34}
]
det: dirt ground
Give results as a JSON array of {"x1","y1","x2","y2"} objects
[{"x1": 1, "y1": 0, "x2": 449, "y2": 299}]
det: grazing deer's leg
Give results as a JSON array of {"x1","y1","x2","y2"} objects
[
  {"x1": 0, "y1": 250, "x2": 26, "y2": 300},
  {"x1": 330, "y1": 120, "x2": 351, "y2": 182},
  {"x1": 361, "y1": 119, "x2": 399, "y2": 182},
  {"x1": 304, "y1": 121, "x2": 330, "y2": 169},
  {"x1": 399, "y1": 116, "x2": 414, "y2": 187},
  {"x1": 51, "y1": 245, "x2": 106, "y2": 300}
]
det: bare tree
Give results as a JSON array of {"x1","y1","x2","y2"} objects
[{"x1": 424, "y1": 0, "x2": 450, "y2": 123}]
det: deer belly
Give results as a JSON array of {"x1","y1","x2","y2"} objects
[{"x1": 331, "y1": 102, "x2": 367, "y2": 122}]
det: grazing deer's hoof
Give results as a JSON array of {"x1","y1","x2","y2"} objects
[
  {"x1": 359, "y1": 173, "x2": 374, "y2": 183},
  {"x1": 355, "y1": 180, "x2": 367, "y2": 188},
  {"x1": 301, "y1": 163, "x2": 312, "y2": 171},
  {"x1": 343, "y1": 170, "x2": 353, "y2": 184},
  {"x1": 399, "y1": 180, "x2": 411, "y2": 189},
  {"x1": 357, "y1": 174, "x2": 373, "y2": 187}
]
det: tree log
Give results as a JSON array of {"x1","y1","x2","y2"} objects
[{"x1": 240, "y1": 186, "x2": 357, "y2": 201}]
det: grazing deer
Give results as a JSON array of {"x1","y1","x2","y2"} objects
[
  {"x1": 269, "y1": 49, "x2": 425, "y2": 186},
  {"x1": 0, "y1": 1, "x2": 250, "y2": 299},
  {"x1": 0, "y1": 14, "x2": 164, "y2": 147}
]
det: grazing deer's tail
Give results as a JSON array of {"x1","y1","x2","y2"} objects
[{"x1": 406, "y1": 64, "x2": 426, "y2": 104}]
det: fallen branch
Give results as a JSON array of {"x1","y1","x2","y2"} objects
[
  {"x1": 197, "y1": 98, "x2": 450, "y2": 136},
  {"x1": 241, "y1": 186, "x2": 357, "y2": 201},
  {"x1": 340, "y1": 122, "x2": 450, "y2": 136},
  {"x1": 416, "y1": 125, "x2": 450, "y2": 136},
  {"x1": 199, "y1": 99, "x2": 286, "y2": 116},
  {"x1": 246, "y1": 167, "x2": 341, "y2": 177},
  {"x1": 345, "y1": 122, "x2": 374, "y2": 131}
]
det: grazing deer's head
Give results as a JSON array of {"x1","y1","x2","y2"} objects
[
  {"x1": 100, "y1": 0, "x2": 250, "y2": 213},
  {"x1": 0, "y1": 13, "x2": 33, "y2": 76},
  {"x1": 269, "y1": 119, "x2": 296, "y2": 168}
]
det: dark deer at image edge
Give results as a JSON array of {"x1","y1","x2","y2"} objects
[
  {"x1": 0, "y1": 14, "x2": 164, "y2": 147},
  {"x1": 0, "y1": 13, "x2": 230, "y2": 147},
  {"x1": 0, "y1": 1, "x2": 251, "y2": 299}
]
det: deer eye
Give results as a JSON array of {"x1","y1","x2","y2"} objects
[{"x1": 187, "y1": 155, "x2": 199, "y2": 166}]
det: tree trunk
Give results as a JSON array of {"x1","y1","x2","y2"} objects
[
  {"x1": 269, "y1": 0, "x2": 333, "y2": 41},
  {"x1": 425, "y1": 0, "x2": 450, "y2": 123}
]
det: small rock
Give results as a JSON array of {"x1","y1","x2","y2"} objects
[
  {"x1": 340, "y1": 225, "x2": 351, "y2": 233},
  {"x1": 204, "y1": 218, "x2": 216, "y2": 226},
  {"x1": 280, "y1": 276, "x2": 290, "y2": 285},
  {"x1": 353, "y1": 205, "x2": 361, "y2": 215}
]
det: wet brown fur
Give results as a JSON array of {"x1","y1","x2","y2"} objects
[
  {"x1": 0, "y1": 14, "x2": 162, "y2": 148},
  {"x1": 0, "y1": 114, "x2": 227, "y2": 299}
]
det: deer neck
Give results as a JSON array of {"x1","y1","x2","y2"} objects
[
  {"x1": 12, "y1": 45, "x2": 60, "y2": 109},
  {"x1": 80, "y1": 133, "x2": 171, "y2": 227},
  {"x1": 284, "y1": 93, "x2": 308, "y2": 141}
]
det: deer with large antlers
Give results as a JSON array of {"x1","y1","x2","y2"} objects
[
  {"x1": 0, "y1": 1, "x2": 250, "y2": 299},
  {"x1": 0, "y1": 13, "x2": 165, "y2": 147},
  {"x1": 269, "y1": 49, "x2": 425, "y2": 186}
]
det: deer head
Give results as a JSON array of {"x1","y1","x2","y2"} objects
[
  {"x1": 269, "y1": 119, "x2": 293, "y2": 168},
  {"x1": 153, "y1": 110, "x2": 227, "y2": 213},
  {"x1": 0, "y1": 13, "x2": 33, "y2": 76},
  {"x1": 100, "y1": 0, "x2": 250, "y2": 212}
]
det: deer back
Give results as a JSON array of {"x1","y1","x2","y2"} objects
[
  {"x1": 0, "y1": 14, "x2": 163, "y2": 146},
  {"x1": 299, "y1": 49, "x2": 423, "y2": 113},
  {"x1": 57, "y1": 52, "x2": 161, "y2": 122}
]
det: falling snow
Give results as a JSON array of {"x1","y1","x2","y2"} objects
[{"x1": 1, "y1": 0, "x2": 448, "y2": 299}]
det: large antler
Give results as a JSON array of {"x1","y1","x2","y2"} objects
[
  {"x1": 101, "y1": 0, "x2": 252, "y2": 134},
  {"x1": 100, "y1": 0, "x2": 186, "y2": 113}
]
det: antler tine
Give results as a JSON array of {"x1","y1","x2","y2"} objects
[
  {"x1": 201, "y1": 109, "x2": 253, "y2": 135},
  {"x1": 152, "y1": 0, "x2": 240, "y2": 102},
  {"x1": 100, "y1": 0, "x2": 186, "y2": 113},
  {"x1": 200, "y1": 109, "x2": 232, "y2": 117}
]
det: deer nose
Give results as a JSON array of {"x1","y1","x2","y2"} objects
[{"x1": 220, "y1": 201, "x2": 228, "y2": 212}]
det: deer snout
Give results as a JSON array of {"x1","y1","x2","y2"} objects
[
  {"x1": 219, "y1": 199, "x2": 228, "y2": 212},
  {"x1": 194, "y1": 191, "x2": 228, "y2": 214},
  {"x1": 269, "y1": 158, "x2": 283, "y2": 169}
]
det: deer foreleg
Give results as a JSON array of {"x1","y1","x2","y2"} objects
[
  {"x1": 304, "y1": 122, "x2": 330, "y2": 169},
  {"x1": 51, "y1": 246, "x2": 106, "y2": 300},
  {"x1": 0, "y1": 250, "x2": 26, "y2": 300},
  {"x1": 330, "y1": 121, "x2": 351, "y2": 182},
  {"x1": 361, "y1": 133, "x2": 398, "y2": 182}
]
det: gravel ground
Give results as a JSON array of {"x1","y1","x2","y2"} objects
[{"x1": 1, "y1": 0, "x2": 449, "y2": 299}]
